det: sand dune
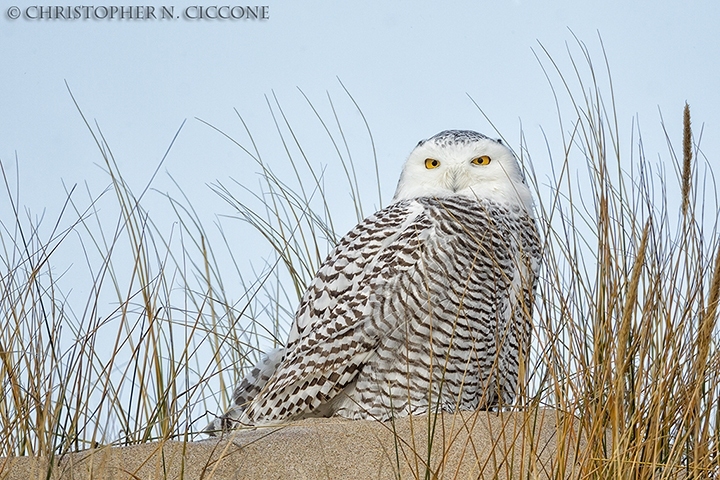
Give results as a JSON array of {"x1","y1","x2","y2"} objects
[{"x1": 0, "y1": 409, "x2": 586, "y2": 479}]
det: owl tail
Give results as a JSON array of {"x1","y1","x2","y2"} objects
[{"x1": 203, "y1": 347, "x2": 286, "y2": 436}]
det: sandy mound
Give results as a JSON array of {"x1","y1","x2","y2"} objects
[{"x1": 0, "y1": 409, "x2": 587, "y2": 479}]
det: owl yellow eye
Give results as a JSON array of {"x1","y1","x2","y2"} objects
[
  {"x1": 471, "y1": 155, "x2": 492, "y2": 166},
  {"x1": 425, "y1": 158, "x2": 441, "y2": 169}
]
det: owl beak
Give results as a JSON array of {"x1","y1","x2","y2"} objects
[{"x1": 447, "y1": 167, "x2": 464, "y2": 192}]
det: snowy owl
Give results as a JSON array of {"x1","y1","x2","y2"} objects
[{"x1": 205, "y1": 129, "x2": 540, "y2": 434}]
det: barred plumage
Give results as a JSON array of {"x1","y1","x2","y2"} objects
[{"x1": 206, "y1": 130, "x2": 540, "y2": 434}]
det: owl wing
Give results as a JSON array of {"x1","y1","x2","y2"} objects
[
  {"x1": 495, "y1": 211, "x2": 541, "y2": 404},
  {"x1": 242, "y1": 199, "x2": 433, "y2": 422}
]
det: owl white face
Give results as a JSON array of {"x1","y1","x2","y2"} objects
[{"x1": 392, "y1": 130, "x2": 534, "y2": 214}]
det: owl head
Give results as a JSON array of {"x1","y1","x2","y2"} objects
[{"x1": 392, "y1": 130, "x2": 534, "y2": 214}]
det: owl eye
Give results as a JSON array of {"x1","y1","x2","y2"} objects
[
  {"x1": 471, "y1": 155, "x2": 492, "y2": 166},
  {"x1": 425, "y1": 158, "x2": 441, "y2": 169}
]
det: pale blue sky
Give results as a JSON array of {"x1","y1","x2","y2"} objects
[{"x1": 2, "y1": 0, "x2": 718, "y2": 309}]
